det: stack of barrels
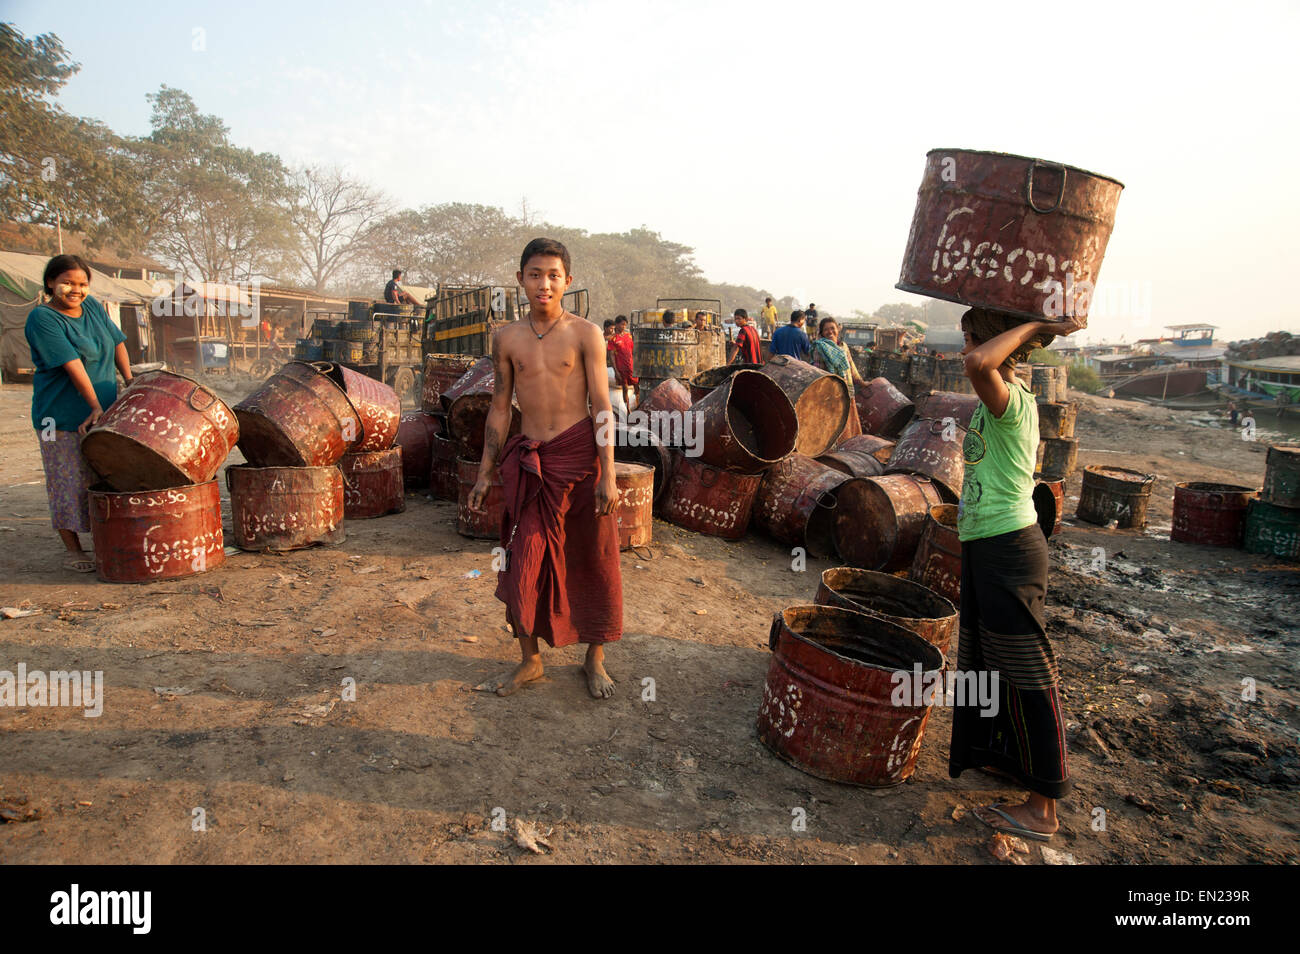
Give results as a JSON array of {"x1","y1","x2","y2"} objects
[{"x1": 81, "y1": 370, "x2": 238, "y2": 582}]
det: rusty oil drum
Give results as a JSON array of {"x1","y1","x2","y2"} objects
[
  {"x1": 817, "y1": 434, "x2": 895, "y2": 478},
  {"x1": 757, "y1": 355, "x2": 850, "y2": 458},
  {"x1": 1038, "y1": 401, "x2": 1078, "y2": 440},
  {"x1": 82, "y1": 370, "x2": 239, "y2": 492},
  {"x1": 430, "y1": 434, "x2": 459, "y2": 501},
  {"x1": 234, "y1": 361, "x2": 361, "y2": 468},
  {"x1": 612, "y1": 424, "x2": 675, "y2": 504},
  {"x1": 897, "y1": 148, "x2": 1124, "y2": 322},
  {"x1": 754, "y1": 454, "x2": 871, "y2": 556},
  {"x1": 89, "y1": 480, "x2": 224, "y2": 583},
  {"x1": 456, "y1": 457, "x2": 504, "y2": 539},
  {"x1": 633, "y1": 325, "x2": 698, "y2": 387},
  {"x1": 1243, "y1": 498, "x2": 1300, "y2": 560},
  {"x1": 340, "y1": 447, "x2": 405, "y2": 519},
  {"x1": 444, "y1": 357, "x2": 521, "y2": 459},
  {"x1": 227, "y1": 464, "x2": 345, "y2": 551},
  {"x1": 614, "y1": 462, "x2": 654, "y2": 550},
  {"x1": 1030, "y1": 365, "x2": 1058, "y2": 403},
  {"x1": 1261, "y1": 444, "x2": 1300, "y2": 508},
  {"x1": 638, "y1": 377, "x2": 693, "y2": 417},
  {"x1": 327, "y1": 364, "x2": 401, "y2": 452},
  {"x1": 835, "y1": 473, "x2": 943, "y2": 572},
  {"x1": 816, "y1": 566, "x2": 957, "y2": 657},
  {"x1": 856, "y1": 377, "x2": 915, "y2": 438},
  {"x1": 694, "y1": 327, "x2": 727, "y2": 374},
  {"x1": 662, "y1": 452, "x2": 761, "y2": 539},
  {"x1": 915, "y1": 390, "x2": 980, "y2": 430},
  {"x1": 1171, "y1": 482, "x2": 1255, "y2": 548},
  {"x1": 421, "y1": 354, "x2": 478, "y2": 413},
  {"x1": 394, "y1": 411, "x2": 442, "y2": 489},
  {"x1": 1032, "y1": 479, "x2": 1065, "y2": 539},
  {"x1": 758, "y1": 604, "x2": 945, "y2": 787},
  {"x1": 691, "y1": 369, "x2": 798, "y2": 473},
  {"x1": 1039, "y1": 437, "x2": 1079, "y2": 481},
  {"x1": 884, "y1": 416, "x2": 966, "y2": 502},
  {"x1": 908, "y1": 504, "x2": 961, "y2": 609},
  {"x1": 1076, "y1": 465, "x2": 1156, "y2": 529},
  {"x1": 689, "y1": 363, "x2": 760, "y2": 403}
]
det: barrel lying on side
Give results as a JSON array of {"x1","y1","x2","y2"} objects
[
  {"x1": 662, "y1": 453, "x2": 761, "y2": 539},
  {"x1": 757, "y1": 355, "x2": 850, "y2": 458},
  {"x1": 692, "y1": 370, "x2": 798, "y2": 473},
  {"x1": 834, "y1": 473, "x2": 943, "y2": 572},
  {"x1": 234, "y1": 361, "x2": 361, "y2": 468},
  {"x1": 856, "y1": 377, "x2": 915, "y2": 439},
  {"x1": 754, "y1": 454, "x2": 870, "y2": 557}
]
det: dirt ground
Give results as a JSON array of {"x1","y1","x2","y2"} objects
[{"x1": 0, "y1": 378, "x2": 1296, "y2": 865}]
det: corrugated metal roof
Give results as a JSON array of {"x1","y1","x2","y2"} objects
[{"x1": 1228, "y1": 355, "x2": 1300, "y2": 372}]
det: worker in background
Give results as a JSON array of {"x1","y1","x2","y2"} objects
[
  {"x1": 730, "y1": 309, "x2": 762, "y2": 365},
  {"x1": 805, "y1": 302, "x2": 819, "y2": 322},
  {"x1": 384, "y1": 269, "x2": 421, "y2": 307},
  {"x1": 692, "y1": 311, "x2": 709, "y2": 332},
  {"x1": 610, "y1": 315, "x2": 637, "y2": 410},
  {"x1": 759, "y1": 297, "x2": 778, "y2": 337},
  {"x1": 771, "y1": 309, "x2": 812, "y2": 361}
]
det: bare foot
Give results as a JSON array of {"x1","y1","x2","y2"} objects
[
  {"x1": 973, "y1": 800, "x2": 1058, "y2": 838},
  {"x1": 476, "y1": 657, "x2": 544, "y2": 697},
  {"x1": 582, "y1": 656, "x2": 615, "y2": 699}
]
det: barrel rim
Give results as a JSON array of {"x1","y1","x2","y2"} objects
[
  {"x1": 923, "y1": 147, "x2": 1125, "y2": 188},
  {"x1": 817, "y1": 567, "x2": 958, "y2": 624},
  {"x1": 777, "y1": 603, "x2": 946, "y2": 675}
]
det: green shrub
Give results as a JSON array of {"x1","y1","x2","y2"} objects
[
  {"x1": 1068, "y1": 361, "x2": 1103, "y2": 393},
  {"x1": 1028, "y1": 347, "x2": 1066, "y2": 366}
]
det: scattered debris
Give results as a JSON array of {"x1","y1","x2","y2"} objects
[
  {"x1": 988, "y1": 832, "x2": 1030, "y2": 863},
  {"x1": 0, "y1": 796, "x2": 42, "y2": 824},
  {"x1": 463, "y1": 569, "x2": 481, "y2": 579},
  {"x1": 1, "y1": 606, "x2": 42, "y2": 619},
  {"x1": 354, "y1": 565, "x2": 382, "y2": 575},
  {"x1": 1041, "y1": 846, "x2": 1078, "y2": 865},
  {"x1": 153, "y1": 686, "x2": 194, "y2": 697},
  {"x1": 462, "y1": 636, "x2": 478, "y2": 643},
  {"x1": 951, "y1": 805, "x2": 967, "y2": 821},
  {"x1": 513, "y1": 818, "x2": 553, "y2": 854}
]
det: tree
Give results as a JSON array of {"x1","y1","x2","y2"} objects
[{"x1": 286, "y1": 165, "x2": 391, "y2": 293}]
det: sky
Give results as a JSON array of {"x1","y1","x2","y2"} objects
[{"x1": 5, "y1": 0, "x2": 1299, "y2": 344}]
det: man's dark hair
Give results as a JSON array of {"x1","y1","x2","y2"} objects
[
  {"x1": 765, "y1": 297, "x2": 772, "y2": 304},
  {"x1": 819, "y1": 316, "x2": 838, "y2": 336},
  {"x1": 519, "y1": 237, "x2": 571, "y2": 276},
  {"x1": 791, "y1": 310, "x2": 805, "y2": 324},
  {"x1": 43, "y1": 254, "x2": 93, "y2": 294},
  {"x1": 733, "y1": 308, "x2": 748, "y2": 319},
  {"x1": 694, "y1": 311, "x2": 707, "y2": 320},
  {"x1": 603, "y1": 319, "x2": 615, "y2": 331},
  {"x1": 391, "y1": 268, "x2": 402, "y2": 280},
  {"x1": 615, "y1": 314, "x2": 628, "y2": 325}
]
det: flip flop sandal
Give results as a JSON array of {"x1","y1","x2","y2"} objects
[
  {"x1": 63, "y1": 555, "x2": 95, "y2": 573},
  {"x1": 976, "y1": 802, "x2": 1054, "y2": 842}
]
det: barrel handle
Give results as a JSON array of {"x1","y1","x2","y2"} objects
[
  {"x1": 769, "y1": 354, "x2": 789, "y2": 367},
  {"x1": 225, "y1": 468, "x2": 235, "y2": 493},
  {"x1": 188, "y1": 386, "x2": 215, "y2": 412},
  {"x1": 699, "y1": 466, "x2": 719, "y2": 488},
  {"x1": 1026, "y1": 160, "x2": 1067, "y2": 214},
  {"x1": 768, "y1": 612, "x2": 783, "y2": 652}
]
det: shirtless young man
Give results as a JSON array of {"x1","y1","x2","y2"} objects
[{"x1": 468, "y1": 238, "x2": 622, "y2": 699}]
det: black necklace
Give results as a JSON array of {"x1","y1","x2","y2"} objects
[{"x1": 529, "y1": 310, "x2": 564, "y2": 340}]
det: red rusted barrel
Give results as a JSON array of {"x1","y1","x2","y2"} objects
[
  {"x1": 1038, "y1": 401, "x2": 1077, "y2": 440},
  {"x1": 1039, "y1": 437, "x2": 1079, "y2": 481},
  {"x1": 394, "y1": 411, "x2": 442, "y2": 489},
  {"x1": 754, "y1": 454, "x2": 872, "y2": 556},
  {"x1": 689, "y1": 363, "x2": 760, "y2": 403},
  {"x1": 835, "y1": 473, "x2": 943, "y2": 572},
  {"x1": 758, "y1": 604, "x2": 945, "y2": 787},
  {"x1": 908, "y1": 504, "x2": 961, "y2": 608},
  {"x1": 856, "y1": 377, "x2": 915, "y2": 438},
  {"x1": 662, "y1": 452, "x2": 761, "y2": 539},
  {"x1": 1243, "y1": 498, "x2": 1300, "y2": 560},
  {"x1": 692, "y1": 369, "x2": 798, "y2": 473},
  {"x1": 915, "y1": 390, "x2": 980, "y2": 430},
  {"x1": 1076, "y1": 465, "x2": 1156, "y2": 529},
  {"x1": 1262, "y1": 444, "x2": 1300, "y2": 508},
  {"x1": 638, "y1": 377, "x2": 693, "y2": 416},
  {"x1": 82, "y1": 371, "x2": 239, "y2": 492},
  {"x1": 326, "y1": 364, "x2": 401, "y2": 452},
  {"x1": 885, "y1": 417, "x2": 966, "y2": 502},
  {"x1": 615, "y1": 462, "x2": 654, "y2": 550},
  {"x1": 757, "y1": 355, "x2": 850, "y2": 458},
  {"x1": 897, "y1": 148, "x2": 1124, "y2": 322},
  {"x1": 227, "y1": 464, "x2": 345, "y2": 551},
  {"x1": 444, "y1": 358, "x2": 521, "y2": 459},
  {"x1": 89, "y1": 480, "x2": 224, "y2": 583},
  {"x1": 819, "y1": 434, "x2": 895, "y2": 479},
  {"x1": 421, "y1": 354, "x2": 478, "y2": 413},
  {"x1": 612, "y1": 425, "x2": 675, "y2": 505},
  {"x1": 1032, "y1": 479, "x2": 1065, "y2": 539},
  {"x1": 340, "y1": 447, "x2": 405, "y2": 519},
  {"x1": 815, "y1": 566, "x2": 957, "y2": 656},
  {"x1": 456, "y1": 458, "x2": 504, "y2": 539},
  {"x1": 430, "y1": 434, "x2": 459, "y2": 501},
  {"x1": 1171, "y1": 482, "x2": 1254, "y2": 548},
  {"x1": 234, "y1": 361, "x2": 362, "y2": 468}
]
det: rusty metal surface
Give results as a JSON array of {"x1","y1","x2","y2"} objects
[
  {"x1": 909, "y1": 354, "x2": 937, "y2": 391},
  {"x1": 1262, "y1": 443, "x2": 1300, "y2": 508},
  {"x1": 754, "y1": 454, "x2": 861, "y2": 556},
  {"x1": 615, "y1": 462, "x2": 654, "y2": 550},
  {"x1": 1243, "y1": 498, "x2": 1300, "y2": 560},
  {"x1": 757, "y1": 604, "x2": 944, "y2": 787},
  {"x1": 689, "y1": 363, "x2": 760, "y2": 403},
  {"x1": 885, "y1": 417, "x2": 966, "y2": 502},
  {"x1": 1037, "y1": 401, "x2": 1077, "y2": 439},
  {"x1": 421, "y1": 354, "x2": 478, "y2": 413},
  {"x1": 430, "y1": 434, "x2": 459, "y2": 501},
  {"x1": 662, "y1": 452, "x2": 760, "y2": 539},
  {"x1": 633, "y1": 325, "x2": 698, "y2": 382},
  {"x1": 1038, "y1": 437, "x2": 1079, "y2": 480},
  {"x1": 834, "y1": 473, "x2": 943, "y2": 572},
  {"x1": 394, "y1": 411, "x2": 442, "y2": 488},
  {"x1": 227, "y1": 464, "x2": 345, "y2": 551},
  {"x1": 234, "y1": 361, "x2": 361, "y2": 468},
  {"x1": 815, "y1": 566, "x2": 957, "y2": 657},
  {"x1": 612, "y1": 425, "x2": 675, "y2": 504},
  {"x1": 83, "y1": 370, "x2": 239, "y2": 491},
  {"x1": 835, "y1": 434, "x2": 896, "y2": 463},
  {"x1": 1171, "y1": 482, "x2": 1254, "y2": 548},
  {"x1": 1076, "y1": 465, "x2": 1156, "y2": 529},
  {"x1": 877, "y1": 353, "x2": 912, "y2": 386},
  {"x1": 692, "y1": 369, "x2": 798, "y2": 473},
  {"x1": 816, "y1": 446, "x2": 885, "y2": 478},
  {"x1": 1030, "y1": 366, "x2": 1058, "y2": 403},
  {"x1": 89, "y1": 480, "x2": 224, "y2": 583},
  {"x1": 327, "y1": 363, "x2": 401, "y2": 452},
  {"x1": 897, "y1": 148, "x2": 1124, "y2": 321},
  {"x1": 856, "y1": 377, "x2": 915, "y2": 438},
  {"x1": 456, "y1": 457, "x2": 504, "y2": 539},
  {"x1": 908, "y1": 504, "x2": 961, "y2": 609},
  {"x1": 915, "y1": 390, "x2": 980, "y2": 430},
  {"x1": 757, "y1": 355, "x2": 850, "y2": 457},
  {"x1": 445, "y1": 358, "x2": 521, "y2": 460},
  {"x1": 638, "y1": 378, "x2": 693, "y2": 417},
  {"x1": 1032, "y1": 480, "x2": 1064, "y2": 540},
  {"x1": 340, "y1": 447, "x2": 405, "y2": 519},
  {"x1": 694, "y1": 328, "x2": 728, "y2": 373}
]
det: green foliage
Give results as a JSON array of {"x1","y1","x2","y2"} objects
[
  {"x1": 1068, "y1": 360, "x2": 1103, "y2": 393},
  {"x1": 1028, "y1": 347, "x2": 1066, "y2": 366}
]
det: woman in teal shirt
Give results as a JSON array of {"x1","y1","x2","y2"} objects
[
  {"x1": 948, "y1": 307, "x2": 1082, "y2": 842},
  {"x1": 25, "y1": 254, "x2": 132, "y2": 572}
]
